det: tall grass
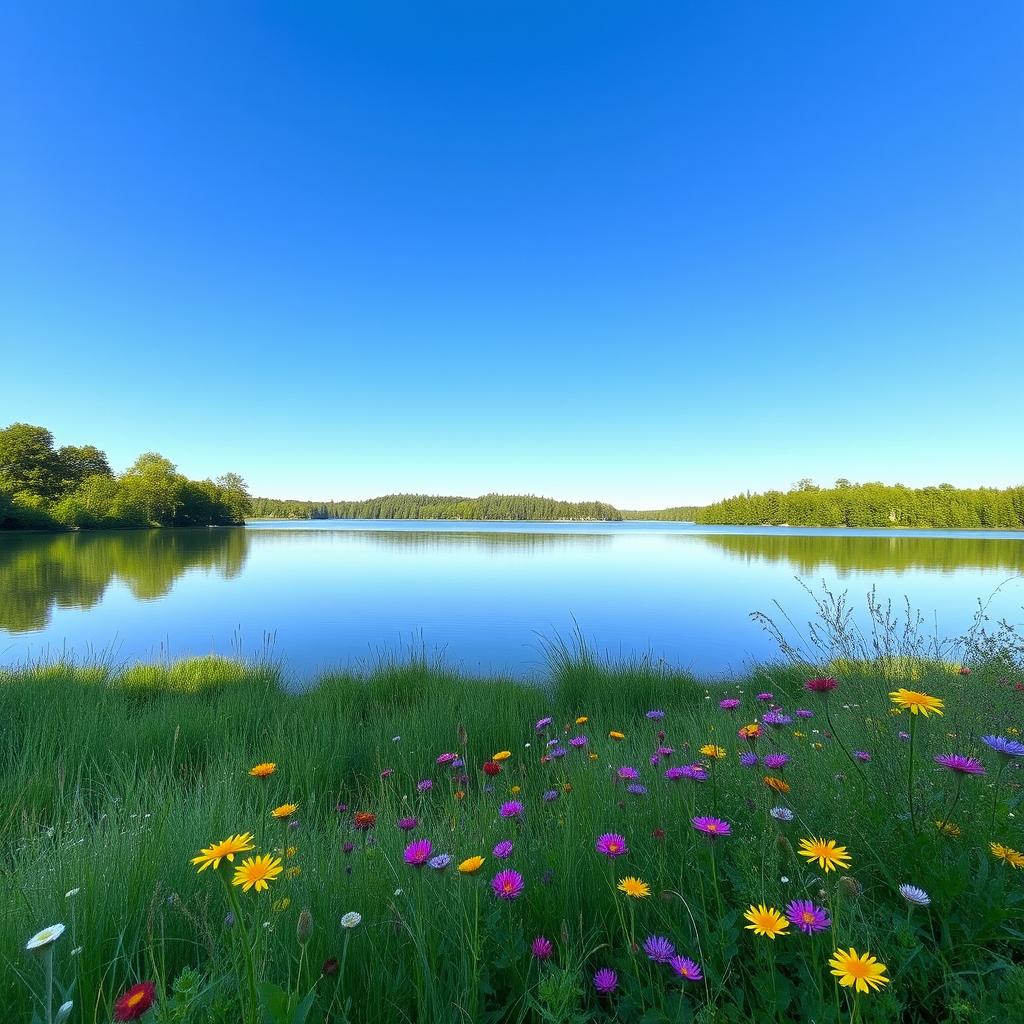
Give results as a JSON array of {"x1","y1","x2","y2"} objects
[{"x1": 1, "y1": 642, "x2": 1022, "y2": 1022}]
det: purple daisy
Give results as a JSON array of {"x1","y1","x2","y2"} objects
[
  {"x1": 531, "y1": 935, "x2": 553, "y2": 959},
  {"x1": 646, "y1": 709, "x2": 666, "y2": 720},
  {"x1": 535, "y1": 716, "x2": 553, "y2": 731},
  {"x1": 397, "y1": 816, "x2": 418, "y2": 831},
  {"x1": 762, "y1": 711, "x2": 792, "y2": 727},
  {"x1": 549, "y1": 747, "x2": 567, "y2": 758},
  {"x1": 493, "y1": 839, "x2": 514, "y2": 859},
  {"x1": 428, "y1": 853, "x2": 452, "y2": 870},
  {"x1": 795, "y1": 709, "x2": 814, "y2": 718},
  {"x1": 595, "y1": 833, "x2": 628, "y2": 857},
  {"x1": 854, "y1": 751, "x2": 871, "y2": 762},
  {"x1": 899, "y1": 883, "x2": 931, "y2": 906},
  {"x1": 593, "y1": 968, "x2": 618, "y2": 995},
  {"x1": 543, "y1": 789, "x2": 559, "y2": 802},
  {"x1": 491, "y1": 868, "x2": 524, "y2": 900},
  {"x1": 739, "y1": 751, "x2": 759, "y2": 767},
  {"x1": 416, "y1": 779, "x2": 433, "y2": 793},
  {"x1": 982, "y1": 735, "x2": 1024, "y2": 758},
  {"x1": 669, "y1": 955, "x2": 703, "y2": 981},
  {"x1": 657, "y1": 745, "x2": 675, "y2": 756},
  {"x1": 617, "y1": 766, "x2": 640, "y2": 780},
  {"x1": 642, "y1": 935, "x2": 676, "y2": 963},
  {"x1": 763, "y1": 753, "x2": 790, "y2": 770},
  {"x1": 785, "y1": 899, "x2": 831, "y2": 934},
  {"x1": 680, "y1": 764, "x2": 708, "y2": 782},
  {"x1": 934, "y1": 754, "x2": 986, "y2": 775},
  {"x1": 403, "y1": 838, "x2": 432, "y2": 866},
  {"x1": 626, "y1": 783, "x2": 647, "y2": 795},
  {"x1": 719, "y1": 698, "x2": 741, "y2": 710},
  {"x1": 569, "y1": 735, "x2": 588, "y2": 748},
  {"x1": 757, "y1": 692, "x2": 774, "y2": 701},
  {"x1": 436, "y1": 752, "x2": 457, "y2": 765},
  {"x1": 499, "y1": 800, "x2": 524, "y2": 818},
  {"x1": 664, "y1": 766, "x2": 685, "y2": 781},
  {"x1": 691, "y1": 815, "x2": 731, "y2": 837}
]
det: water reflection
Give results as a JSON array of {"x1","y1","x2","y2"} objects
[{"x1": 0, "y1": 528, "x2": 248, "y2": 632}]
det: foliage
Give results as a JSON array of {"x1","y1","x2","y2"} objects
[
  {"x1": 0, "y1": 423, "x2": 251, "y2": 531},
  {"x1": 696, "y1": 479, "x2": 1024, "y2": 529},
  {"x1": 1, "y1": 647, "x2": 1022, "y2": 1022}
]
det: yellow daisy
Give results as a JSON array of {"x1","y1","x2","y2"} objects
[
  {"x1": 191, "y1": 832, "x2": 255, "y2": 873},
  {"x1": 458, "y1": 855, "x2": 485, "y2": 874},
  {"x1": 232, "y1": 854, "x2": 283, "y2": 893},
  {"x1": 888, "y1": 688, "x2": 944, "y2": 717},
  {"x1": 991, "y1": 842, "x2": 1024, "y2": 869},
  {"x1": 270, "y1": 803, "x2": 298, "y2": 820},
  {"x1": 575, "y1": 716, "x2": 588, "y2": 724},
  {"x1": 249, "y1": 762, "x2": 277, "y2": 778},
  {"x1": 935, "y1": 820, "x2": 961, "y2": 838},
  {"x1": 700, "y1": 744, "x2": 726, "y2": 759},
  {"x1": 828, "y1": 947, "x2": 889, "y2": 993},
  {"x1": 798, "y1": 837, "x2": 852, "y2": 873},
  {"x1": 743, "y1": 903, "x2": 789, "y2": 939},
  {"x1": 492, "y1": 751, "x2": 512, "y2": 761},
  {"x1": 617, "y1": 876, "x2": 651, "y2": 899},
  {"x1": 609, "y1": 731, "x2": 625, "y2": 740}
]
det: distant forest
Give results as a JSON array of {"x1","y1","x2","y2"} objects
[
  {"x1": 0, "y1": 423, "x2": 251, "y2": 530},
  {"x1": 249, "y1": 493, "x2": 623, "y2": 521},
  {"x1": 693, "y1": 479, "x2": 1024, "y2": 530}
]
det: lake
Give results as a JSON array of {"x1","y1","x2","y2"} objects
[{"x1": 1, "y1": 520, "x2": 1022, "y2": 677}]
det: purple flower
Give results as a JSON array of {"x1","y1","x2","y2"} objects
[
  {"x1": 763, "y1": 753, "x2": 790, "y2": 770},
  {"x1": 642, "y1": 934, "x2": 676, "y2": 963},
  {"x1": 680, "y1": 764, "x2": 708, "y2": 782},
  {"x1": 757, "y1": 692, "x2": 774, "y2": 701},
  {"x1": 899, "y1": 883, "x2": 931, "y2": 906},
  {"x1": 546, "y1": 738, "x2": 561, "y2": 748},
  {"x1": 982, "y1": 735, "x2": 1024, "y2": 758},
  {"x1": 649, "y1": 754, "x2": 660, "y2": 766},
  {"x1": 542, "y1": 789, "x2": 559, "y2": 802},
  {"x1": 617, "y1": 766, "x2": 640, "y2": 780},
  {"x1": 593, "y1": 968, "x2": 618, "y2": 995},
  {"x1": 428, "y1": 853, "x2": 452, "y2": 870},
  {"x1": 692, "y1": 815, "x2": 731, "y2": 837},
  {"x1": 403, "y1": 839, "x2": 432, "y2": 866},
  {"x1": 342, "y1": 841, "x2": 355, "y2": 854},
  {"x1": 785, "y1": 899, "x2": 831, "y2": 934},
  {"x1": 493, "y1": 839, "x2": 514, "y2": 859},
  {"x1": 595, "y1": 833, "x2": 628, "y2": 858},
  {"x1": 549, "y1": 747, "x2": 567, "y2": 758},
  {"x1": 491, "y1": 869, "x2": 524, "y2": 900},
  {"x1": 664, "y1": 766, "x2": 685, "y2": 780},
  {"x1": 451, "y1": 758, "x2": 465, "y2": 769},
  {"x1": 531, "y1": 935, "x2": 553, "y2": 959},
  {"x1": 626, "y1": 783, "x2": 647, "y2": 795},
  {"x1": 719, "y1": 698, "x2": 740, "y2": 710},
  {"x1": 397, "y1": 817, "x2": 418, "y2": 831},
  {"x1": 739, "y1": 752, "x2": 759, "y2": 767},
  {"x1": 769, "y1": 806, "x2": 794, "y2": 821},
  {"x1": 657, "y1": 746, "x2": 674, "y2": 756},
  {"x1": 899, "y1": 731, "x2": 910, "y2": 741},
  {"x1": 535, "y1": 717, "x2": 553, "y2": 731},
  {"x1": 416, "y1": 779, "x2": 433, "y2": 793},
  {"x1": 934, "y1": 754, "x2": 986, "y2": 775},
  {"x1": 669, "y1": 955, "x2": 703, "y2": 981},
  {"x1": 499, "y1": 800, "x2": 524, "y2": 818},
  {"x1": 854, "y1": 751, "x2": 871, "y2": 762},
  {"x1": 762, "y1": 711, "x2": 792, "y2": 726},
  {"x1": 569, "y1": 735, "x2": 588, "y2": 748},
  {"x1": 795, "y1": 709, "x2": 814, "y2": 718},
  {"x1": 646, "y1": 710, "x2": 665, "y2": 720},
  {"x1": 436, "y1": 752, "x2": 457, "y2": 765}
]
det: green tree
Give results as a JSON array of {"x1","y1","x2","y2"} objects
[{"x1": 0, "y1": 423, "x2": 62, "y2": 499}]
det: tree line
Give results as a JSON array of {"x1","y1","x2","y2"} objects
[
  {"x1": 249, "y1": 493, "x2": 623, "y2": 521},
  {"x1": 694, "y1": 479, "x2": 1024, "y2": 530},
  {"x1": 0, "y1": 423, "x2": 252, "y2": 530}
]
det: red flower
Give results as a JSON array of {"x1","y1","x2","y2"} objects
[
  {"x1": 482, "y1": 761, "x2": 501, "y2": 776},
  {"x1": 804, "y1": 677, "x2": 839, "y2": 693},
  {"x1": 114, "y1": 981, "x2": 156, "y2": 1021},
  {"x1": 959, "y1": 666, "x2": 971, "y2": 676},
  {"x1": 353, "y1": 811, "x2": 376, "y2": 830},
  {"x1": 652, "y1": 828, "x2": 666, "y2": 840}
]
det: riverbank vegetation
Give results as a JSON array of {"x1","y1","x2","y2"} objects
[
  {"x1": 695, "y1": 480, "x2": 1024, "y2": 530},
  {"x1": 3, "y1": 640, "x2": 1022, "y2": 1022},
  {"x1": 0, "y1": 423, "x2": 251, "y2": 531}
]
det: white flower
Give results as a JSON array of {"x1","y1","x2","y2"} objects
[
  {"x1": 55, "y1": 1001, "x2": 74, "y2": 1024},
  {"x1": 65, "y1": 888, "x2": 81, "y2": 899},
  {"x1": 392, "y1": 736, "x2": 401, "y2": 743},
  {"x1": 393, "y1": 888, "x2": 404, "y2": 897},
  {"x1": 780, "y1": 876, "x2": 790, "y2": 883},
  {"x1": 71, "y1": 947, "x2": 83, "y2": 957},
  {"x1": 340, "y1": 911, "x2": 362, "y2": 929},
  {"x1": 26, "y1": 923, "x2": 65, "y2": 951}
]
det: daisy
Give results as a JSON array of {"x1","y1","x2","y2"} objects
[
  {"x1": 113, "y1": 981, "x2": 156, "y2": 1021},
  {"x1": 669, "y1": 955, "x2": 703, "y2": 981},
  {"x1": 797, "y1": 836, "x2": 852, "y2": 873},
  {"x1": 25, "y1": 924, "x2": 65, "y2": 952},
  {"x1": 933, "y1": 753, "x2": 985, "y2": 775},
  {"x1": 642, "y1": 934, "x2": 675, "y2": 963},
  {"x1": 743, "y1": 904, "x2": 788, "y2": 939},
  {"x1": 191, "y1": 833, "x2": 255, "y2": 873},
  {"x1": 898, "y1": 883, "x2": 930, "y2": 906},
  {"x1": 784, "y1": 899, "x2": 831, "y2": 933},
  {"x1": 828, "y1": 947, "x2": 889, "y2": 993},
  {"x1": 617, "y1": 876, "x2": 651, "y2": 898},
  {"x1": 249, "y1": 762, "x2": 276, "y2": 778},
  {"x1": 888, "y1": 688, "x2": 944, "y2": 717},
  {"x1": 232, "y1": 854, "x2": 283, "y2": 893}
]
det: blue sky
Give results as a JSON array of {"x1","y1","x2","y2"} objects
[{"x1": 2, "y1": 2, "x2": 1021, "y2": 507}]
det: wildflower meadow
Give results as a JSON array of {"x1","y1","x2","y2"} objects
[{"x1": 2, "y1": 648, "x2": 1023, "y2": 1022}]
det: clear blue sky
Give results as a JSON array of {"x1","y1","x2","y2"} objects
[{"x1": 2, "y1": 2, "x2": 1021, "y2": 507}]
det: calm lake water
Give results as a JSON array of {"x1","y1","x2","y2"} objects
[{"x1": 2, "y1": 521, "x2": 1023, "y2": 677}]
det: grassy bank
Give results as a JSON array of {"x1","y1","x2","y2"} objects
[{"x1": 2, "y1": 653, "x2": 1023, "y2": 1022}]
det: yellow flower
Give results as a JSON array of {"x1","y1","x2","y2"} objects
[
  {"x1": 743, "y1": 904, "x2": 789, "y2": 939},
  {"x1": 271, "y1": 803, "x2": 298, "y2": 820},
  {"x1": 991, "y1": 842, "x2": 1024, "y2": 868},
  {"x1": 285, "y1": 846, "x2": 298, "y2": 858},
  {"x1": 700, "y1": 744, "x2": 726, "y2": 760},
  {"x1": 812, "y1": 742, "x2": 824, "y2": 750},
  {"x1": 272, "y1": 897, "x2": 291, "y2": 912},
  {"x1": 458, "y1": 856, "x2": 485, "y2": 874},
  {"x1": 888, "y1": 688, "x2": 944, "y2": 717},
  {"x1": 609, "y1": 731, "x2": 625, "y2": 740},
  {"x1": 286, "y1": 866, "x2": 301, "y2": 879},
  {"x1": 935, "y1": 820, "x2": 961, "y2": 838},
  {"x1": 1008, "y1": 727, "x2": 1020, "y2": 737},
  {"x1": 792, "y1": 730, "x2": 807, "y2": 739},
  {"x1": 763, "y1": 775, "x2": 790, "y2": 794},
  {"x1": 232, "y1": 854, "x2": 283, "y2": 893},
  {"x1": 617, "y1": 876, "x2": 651, "y2": 899},
  {"x1": 191, "y1": 832, "x2": 255, "y2": 873},
  {"x1": 510, "y1": 785, "x2": 521, "y2": 795},
  {"x1": 562, "y1": 782, "x2": 572, "y2": 793},
  {"x1": 575, "y1": 716, "x2": 588, "y2": 724},
  {"x1": 249, "y1": 762, "x2": 277, "y2": 778},
  {"x1": 798, "y1": 837, "x2": 852, "y2": 873},
  {"x1": 588, "y1": 752, "x2": 599, "y2": 761},
  {"x1": 828, "y1": 947, "x2": 889, "y2": 994},
  {"x1": 492, "y1": 751, "x2": 512, "y2": 761}
]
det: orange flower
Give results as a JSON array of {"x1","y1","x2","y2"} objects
[
  {"x1": 609, "y1": 731, "x2": 625, "y2": 741},
  {"x1": 763, "y1": 775, "x2": 790, "y2": 794},
  {"x1": 454, "y1": 790, "x2": 466, "y2": 800},
  {"x1": 249, "y1": 762, "x2": 277, "y2": 778}
]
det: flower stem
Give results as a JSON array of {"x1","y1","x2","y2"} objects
[{"x1": 907, "y1": 714, "x2": 919, "y2": 835}]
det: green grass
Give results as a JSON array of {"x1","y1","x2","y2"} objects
[{"x1": 1, "y1": 652, "x2": 1022, "y2": 1023}]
